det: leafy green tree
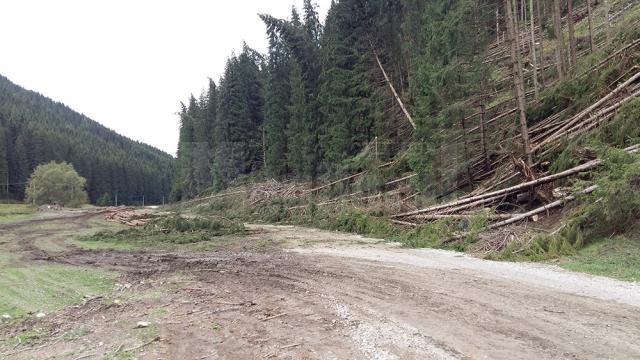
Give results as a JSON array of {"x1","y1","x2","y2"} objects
[{"x1": 25, "y1": 161, "x2": 89, "y2": 207}]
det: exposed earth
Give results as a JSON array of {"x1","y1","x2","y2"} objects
[{"x1": 1, "y1": 211, "x2": 639, "y2": 359}]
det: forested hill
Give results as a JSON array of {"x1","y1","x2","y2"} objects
[
  {"x1": 0, "y1": 75, "x2": 174, "y2": 204},
  {"x1": 173, "y1": 0, "x2": 639, "y2": 202}
]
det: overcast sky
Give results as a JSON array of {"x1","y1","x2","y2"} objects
[{"x1": 1, "y1": 0, "x2": 331, "y2": 156}]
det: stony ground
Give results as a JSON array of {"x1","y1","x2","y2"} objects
[{"x1": 1, "y1": 212, "x2": 639, "y2": 359}]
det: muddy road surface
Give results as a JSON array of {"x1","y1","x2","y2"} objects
[{"x1": 1, "y1": 214, "x2": 639, "y2": 359}]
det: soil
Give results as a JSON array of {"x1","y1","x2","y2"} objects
[{"x1": 1, "y1": 212, "x2": 639, "y2": 359}]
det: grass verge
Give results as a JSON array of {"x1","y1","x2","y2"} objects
[{"x1": 0, "y1": 264, "x2": 116, "y2": 318}]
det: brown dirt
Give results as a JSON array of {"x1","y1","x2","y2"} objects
[{"x1": 1, "y1": 213, "x2": 639, "y2": 359}]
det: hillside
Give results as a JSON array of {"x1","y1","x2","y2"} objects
[
  {"x1": 173, "y1": 0, "x2": 640, "y2": 264},
  {"x1": 0, "y1": 75, "x2": 174, "y2": 204}
]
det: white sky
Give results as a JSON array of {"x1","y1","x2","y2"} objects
[{"x1": 0, "y1": 0, "x2": 331, "y2": 156}]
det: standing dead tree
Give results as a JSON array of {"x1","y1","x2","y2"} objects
[
  {"x1": 552, "y1": 0, "x2": 567, "y2": 79},
  {"x1": 567, "y1": 0, "x2": 578, "y2": 67}
]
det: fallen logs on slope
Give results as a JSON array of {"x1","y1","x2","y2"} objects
[
  {"x1": 391, "y1": 144, "x2": 640, "y2": 219},
  {"x1": 442, "y1": 185, "x2": 598, "y2": 243},
  {"x1": 391, "y1": 159, "x2": 602, "y2": 218}
]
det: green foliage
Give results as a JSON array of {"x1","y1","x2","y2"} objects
[
  {"x1": 398, "y1": 220, "x2": 454, "y2": 248},
  {"x1": 569, "y1": 150, "x2": 640, "y2": 238},
  {"x1": 25, "y1": 161, "x2": 88, "y2": 207},
  {"x1": 496, "y1": 150, "x2": 640, "y2": 262}
]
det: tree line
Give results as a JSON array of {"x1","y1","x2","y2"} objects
[
  {"x1": 0, "y1": 75, "x2": 174, "y2": 205},
  {"x1": 174, "y1": 0, "x2": 409, "y2": 200}
]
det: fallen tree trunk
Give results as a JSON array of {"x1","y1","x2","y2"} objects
[
  {"x1": 413, "y1": 213, "x2": 514, "y2": 221},
  {"x1": 179, "y1": 190, "x2": 247, "y2": 205}
]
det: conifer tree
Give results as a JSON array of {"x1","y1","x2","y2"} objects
[{"x1": 263, "y1": 21, "x2": 292, "y2": 177}]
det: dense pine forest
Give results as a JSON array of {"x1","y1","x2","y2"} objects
[
  {"x1": 173, "y1": 0, "x2": 639, "y2": 204},
  {"x1": 0, "y1": 75, "x2": 174, "y2": 205}
]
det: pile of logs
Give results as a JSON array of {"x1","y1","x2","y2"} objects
[{"x1": 104, "y1": 206, "x2": 150, "y2": 227}]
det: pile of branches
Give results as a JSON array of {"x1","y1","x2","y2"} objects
[{"x1": 248, "y1": 179, "x2": 307, "y2": 205}]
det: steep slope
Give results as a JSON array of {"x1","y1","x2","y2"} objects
[{"x1": 0, "y1": 75, "x2": 174, "y2": 204}]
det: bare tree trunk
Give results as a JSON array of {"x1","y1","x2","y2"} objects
[
  {"x1": 496, "y1": 8, "x2": 501, "y2": 43},
  {"x1": 530, "y1": 0, "x2": 539, "y2": 97},
  {"x1": 567, "y1": 0, "x2": 577, "y2": 67},
  {"x1": 552, "y1": 0, "x2": 566, "y2": 79},
  {"x1": 505, "y1": 0, "x2": 534, "y2": 167},
  {"x1": 586, "y1": 0, "x2": 595, "y2": 52},
  {"x1": 604, "y1": 0, "x2": 611, "y2": 45},
  {"x1": 537, "y1": 0, "x2": 546, "y2": 88},
  {"x1": 512, "y1": 0, "x2": 523, "y2": 51},
  {"x1": 479, "y1": 100, "x2": 490, "y2": 171},
  {"x1": 460, "y1": 116, "x2": 472, "y2": 185}
]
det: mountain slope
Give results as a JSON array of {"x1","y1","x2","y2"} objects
[{"x1": 0, "y1": 75, "x2": 174, "y2": 204}]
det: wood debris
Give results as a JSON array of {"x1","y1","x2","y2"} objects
[{"x1": 104, "y1": 206, "x2": 151, "y2": 227}]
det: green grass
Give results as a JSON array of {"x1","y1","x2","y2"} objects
[
  {"x1": 558, "y1": 234, "x2": 640, "y2": 282},
  {"x1": 0, "y1": 264, "x2": 116, "y2": 318},
  {"x1": 0, "y1": 204, "x2": 35, "y2": 223}
]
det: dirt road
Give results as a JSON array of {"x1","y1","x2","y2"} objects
[{"x1": 1, "y1": 214, "x2": 639, "y2": 359}]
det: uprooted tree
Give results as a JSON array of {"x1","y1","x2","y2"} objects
[{"x1": 25, "y1": 161, "x2": 89, "y2": 208}]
